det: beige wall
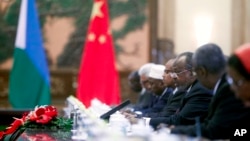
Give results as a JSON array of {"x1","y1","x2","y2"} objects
[
  {"x1": 158, "y1": 0, "x2": 175, "y2": 40},
  {"x1": 175, "y1": 0, "x2": 232, "y2": 55},
  {"x1": 112, "y1": 15, "x2": 150, "y2": 71},
  {"x1": 231, "y1": 0, "x2": 250, "y2": 51},
  {"x1": 44, "y1": 17, "x2": 76, "y2": 68},
  {"x1": 158, "y1": 0, "x2": 233, "y2": 55},
  {"x1": 116, "y1": 23, "x2": 149, "y2": 71}
]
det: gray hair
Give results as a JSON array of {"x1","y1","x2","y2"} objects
[
  {"x1": 138, "y1": 63, "x2": 155, "y2": 77},
  {"x1": 174, "y1": 52, "x2": 193, "y2": 70},
  {"x1": 193, "y1": 43, "x2": 226, "y2": 74}
]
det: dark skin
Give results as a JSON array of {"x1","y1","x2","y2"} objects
[
  {"x1": 172, "y1": 57, "x2": 196, "y2": 90},
  {"x1": 193, "y1": 65, "x2": 223, "y2": 90},
  {"x1": 128, "y1": 71, "x2": 142, "y2": 93},
  {"x1": 227, "y1": 65, "x2": 250, "y2": 107},
  {"x1": 163, "y1": 59, "x2": 176, "y2": 88},
  {"x1": 123, "y1": 77, "x2": 166, "y2": 122},
  {"x1": 147, "y1": 78, "x2": 165, "y2": 96}
]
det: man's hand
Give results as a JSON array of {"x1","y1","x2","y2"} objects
[
  {"x1": 126, "y1": 114, "x2": 139, "y2": 124},
  {"x1": 120, "y1": 108, "x2": 134, "y2": 114},
  {"x1": 122, "y1": 112, "x2": 139, "y2": 124}
]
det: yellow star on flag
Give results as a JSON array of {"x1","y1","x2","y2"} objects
[
  {"x1": 91, "y1": 1, "x2": 104, "y2": 20},
  {"x1": 88, "y1": 33, "x2": 96, "y2": 41},
  {"x1": 98, "y1": 35, "x2": 106, "y2": 44}
]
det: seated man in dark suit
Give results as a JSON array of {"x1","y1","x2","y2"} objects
[
  {"x1": 148, "y1": 52, "x2": 213, "y2": 128},
  {"x1": 128, "y1": 70, "x2": 142, "y2": 93},
  {"x1": 128, "y1": 70, "x2": 147, "y2": 110},
  {"x1": 139, "y1": 64, "x2": 173, "y2": 115},
  {"x1": 126, "y1": 52, "x2": 212, "y2": 128},
  {"x1": 144, "y1": 58, "x2": 185, "y2": 118},
  {"x1": 132, "y1": 63, "x2": 155, "y2": 111},
  {"x1": 123, "y1": 64, "x2": 172, "y2": 117},
  {"x1": 170, "y1": 43, "x2": 250, "y2": 140}
]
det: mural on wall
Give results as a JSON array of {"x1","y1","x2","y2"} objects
[{"x1": 0, "y1": 0, "x2": 149, "y2": 71}]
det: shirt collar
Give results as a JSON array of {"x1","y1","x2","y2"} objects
[
  {"x1": 172, "y1": 88, "x2": 178, "y2": 95},
  {"x1": 140, "y1": 88, "x2": 146, "y2": 95},
  {"x1": 213, "y1": 78, "x2": 222, "y2": 95},
  {"x1": 187, "y1": 85, "x2": 192, "y2": 93},
  {"x1": 159, "y1": 88, "x2": 168, "y2": 99}
]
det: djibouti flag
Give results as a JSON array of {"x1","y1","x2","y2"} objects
[{"x1": 9, "y1": 0, "x2": 51, "y2": 108}]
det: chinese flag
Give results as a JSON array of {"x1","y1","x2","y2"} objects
[{"x1": 77, "y1": 0, "x2": 121, "y2": 107}]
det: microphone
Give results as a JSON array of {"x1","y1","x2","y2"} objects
[
  {"x1": 195, "y1": 117, "x2": 201, "y2": 138},
  {"x1": 100, "y1": 99, "x2": 131, "y2": 121}
]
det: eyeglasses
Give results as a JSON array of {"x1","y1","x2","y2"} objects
[
  {"x1": 170, "y1": 70, "x2": 190, "y2": 78},
  {"x1": 226, "y1": 75, "x2": 245, "y2": 87},
  {"x1": 175, "y1": 70, "x2": 189, "y2": 75}
]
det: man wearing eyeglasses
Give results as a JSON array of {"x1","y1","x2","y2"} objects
[
  {"x1": 170, "y1": 43, "x2": 250, "y2": 140},
  {"x1": 148, "y1": 52, "x2": 213, "y2": 129},
  {"x1": 135, "y1": 58, "x2": 185, "y2": 120},
  {"x1": 137, "y1": 64, "x2": 173, "y2": 115},
  {"x1": 125, "y1": 59, "x2": 184, "y2": 122},
  {"x1": 122, "y1": 63, "x2": 155, "y2": 113}
]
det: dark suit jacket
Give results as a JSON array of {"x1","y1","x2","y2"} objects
[
  {"x1": 144, "y1": 88, "x2": 186, "y2": 118},
  {"x1": 149, "y1": 80, "x2": 213, "y2": 128},
  {"x1": 133, "y1": 89, "x2": 154, "y2": 111},
  {"x1": 171, "y1": 75, "x2": 250, "y2": 139},
  {"x1": 139, "y1": 88, "x2": 173, "y2": 115}
]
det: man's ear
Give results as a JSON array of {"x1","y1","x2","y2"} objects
[{"x1": 199, "y1": 67, "x2": 208, "y2": 77}]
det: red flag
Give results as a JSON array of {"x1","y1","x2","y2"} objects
[{"x1": 77, "y1": 0, "x2": 121, "y2": 107}]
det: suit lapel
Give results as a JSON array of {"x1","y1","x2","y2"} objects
[{"x1": 206, "y1": 74, "x2": 227, "y2": 119}]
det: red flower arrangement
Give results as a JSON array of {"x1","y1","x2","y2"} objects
[{"x1": 0, "y1": 105, "x2": 72, "y2": 140}]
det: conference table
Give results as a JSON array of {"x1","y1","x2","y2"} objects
[
  {"x1": 16, "y1": 128, "x2": 72, "y2": 141},
  {"x1": 11, "y1": 96, "x2": 228, "y2": 141},
  {"x1": 13, "y1": 128, "x2": 222, "y2": 141}
]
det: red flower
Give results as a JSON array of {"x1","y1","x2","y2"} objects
[
  {"x1": 4, "y1": 116, "x2": 25, "y2": 134},
  {"x1": 29, "y1": 107, "x2": 45, "y2": 121},
  {"x1": 35, "y1": 107, "x2": 46, "y2": 116},
  {"x1": 44, "y1": 105, "x2": 57, "y2": 118},
  {"x1": 28, "y1": 112, "x2": 38, "y2": 121},
  {"x1": 0, "y1": 131, "x2": 4, "y2": 140},
  {"x1": 36, "y1": 115, "x2": 52, "y2": 124},
  {"x1": 28, "y1": 106, "x2": 57, "y2": 124},
  {"x1": 0, "y1": 105, "x2": 60, "y2": 140}
]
